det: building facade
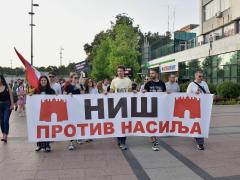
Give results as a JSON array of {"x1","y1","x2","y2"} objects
[{"x1": 144, "y1": 0, "x2": 240, "y2": 84}]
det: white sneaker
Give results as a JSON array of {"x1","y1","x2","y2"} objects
[
  {"x1": 197, "y1": 144, "x2": 205, "y2": 150},
  {"x1": 68, "y1": 142, "x2": 75, "y2": 150},
  {"x1": 152, "y1": 142, "x2": 159, "y2": 151},
  {"x1": 119, "y1": 144, "x2": 127, "y2": 150}
]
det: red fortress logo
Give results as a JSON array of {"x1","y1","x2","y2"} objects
[
  {"x1": 39, "y1": 99, "x2": 68, "y2": 122},
  {"x1": 173, "y1": 96, "x2": 201, "y2": 119}
]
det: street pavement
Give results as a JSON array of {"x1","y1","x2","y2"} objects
[{"x1": 0, "y1": 105, "x2": 240, "y2": 180}]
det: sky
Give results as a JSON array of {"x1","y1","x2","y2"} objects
[{"x1": 0, "y1": 0, "x2": 199, "y2": 68}]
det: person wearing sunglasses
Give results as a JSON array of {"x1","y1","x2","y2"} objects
[
  {"x1": 187, "y1": 71, "x2": 210, "y2": 150},
  {"x1": 64, "y1": 72, "x2": 81, "y2": 150},
  {"x1": 143, "y1": 69, "x2": 166, "y2": 151},
  {"x1": 48, "y1": 72, "x2": 62, "y2": 95},
  {"x1": 140, "y1": 77, "x2": 149, "y2": 92}
]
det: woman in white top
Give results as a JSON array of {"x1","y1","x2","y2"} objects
[
  {"x1": 84, "y1": 78, "x2": 98, "y2": 142},
  {"x1": 140, "y1": 76, "x2": 149, "y2": 92},
  {"x1": 85, "y1": 79, "x2": 98, "y2": 94}
]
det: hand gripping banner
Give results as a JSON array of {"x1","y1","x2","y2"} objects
[{"x1": 26, "y1": 93, "x2": 213, "y2": 142}]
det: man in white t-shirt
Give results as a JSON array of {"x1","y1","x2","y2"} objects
[
  {"x1": 187, "y1": 71, "x2": 210, "y2": 150},
  {"x1": 110, "y1": 65, "x2": 132, "y2": 150},
  {"x1": 48, "y1": 72, "x2": 62, "y2": 95}
]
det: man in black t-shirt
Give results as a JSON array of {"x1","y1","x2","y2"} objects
[{"x1": 144, "y1": 69, "x2": 166, "y2": 151}]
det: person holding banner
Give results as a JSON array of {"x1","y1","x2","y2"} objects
[
  {"x1": 84, "y1": 78, "x2": 98, "y2": 142},
  {"x1": 64, "y1": 72, "x2": 82, "y2": 150},
  {"x1": 34, "y1": 75, "x2": 56, "y2": 152},
  {"x1": 48, "y1": 72, "x2": 62, "y2": 95},
  {"x1": 143, "y1": 69, "x2": 166, "y2": 151},
  {"x1": 165, "y1": 74, "x2": 180, "y2": 93},
  {"x1": 0, "y1": 75, "x2": 14, "y2": 143},
  {"x1": 140, "y1": 76, "x2": 149, "y2": 92},
  {"x1": 187, "y1": 71, "x2": 210, "y2": 150},
  {"x1": 102, "y1": 79, "x2": 110, "y2": 94},
  {"x1": 110, "y1": 65, "x2": 132, "y2": 150},
  {"x1": 85, "y1": 79, "x2": 98, "y2": 95}
]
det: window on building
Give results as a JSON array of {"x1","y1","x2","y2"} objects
[
  {"x1": 204, "y1": 0, "x2": 230, "y2": 21},
  {"x1": 212, "y1": 67, "x2": 218, "y2": 79},
  {"x1": 238, "y1": 21, "x2": 240, "y2": 34},
  {"x1": 201, "y1": 57, "x2": 212, "y2": 83},
  {"x1": 218, "y1": 66, "x2": 224, "y2": 83},
  {"x1": 204, "y1": 34, "x2": 209, "y2": 43},
  {"x1": 224, "y1": 23, "x2": 235, "y2": 37},
  {"x1": 204, "y1": 28, "x2": 223, "y2": 44},
  {"x1": 220, "y1": 0, "x2": 230, "y2": 12},
  {"x1": 178, "y1": 51, "x2": 240, "y2": 84},
  {"x1": 223, "y1": 65, "x2": 230, "y2": 80},
  {"x1": 220, "y1": 51, "x2": 240, "y2": 83},
  {"x1": 204, "y1": 0, "x2": 219, "y2": 20},
  {"x1": 231, "y1": 65, "x2": 238, "y2": 77},
  {"x1": 213, "y1": 28, "x2": 223, "y2": 40}
]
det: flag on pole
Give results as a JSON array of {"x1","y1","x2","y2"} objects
[{"x1": 14, "y1": 48, "x2": 41, "y2": 89}]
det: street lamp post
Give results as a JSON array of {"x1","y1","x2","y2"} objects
[
  {"x1": 60, "y1": 47, "x2": 64, "y2": 66},
  {"x1": 29, "y1": 0, "x2": 39, "y2": 65}
]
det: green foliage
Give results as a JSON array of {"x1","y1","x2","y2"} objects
[
  {"x1": 91, "y1": 39, "x2": 111, "y2": 81},
  {"x1": 107, "y1": 22, "x2": 140, "y2": 78},
  {"x1": 179, "y1": 82, "x2": 189, "y2": 92},
  {"x1": 216, "y1": 81, "x2": 240, "y2": 99},
  {"x1": 87, "y1": 14, "x2": 141, "y2": 81},
  {"x1": 0, "y1": 67, "x2": 24, "y2": 76},
  {"x1": 84, "y1": 31, "x2": 112, "y2": 63},
  {"x1": 214, "y1": 99, "x2": 240, "y2": 105},
  {"x1": 0, "y1": 63, "x2": 77, "y2": 77},
  {"x1": 208, "y1": 84, "x2": 217, "y2": 94},
  {"x1": 144, "y1": 32, "x2": 170, "y2": 45}
]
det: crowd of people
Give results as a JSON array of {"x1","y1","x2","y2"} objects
[{"x1": 0, "y1": 65, "x2": 210, "y2": 152}]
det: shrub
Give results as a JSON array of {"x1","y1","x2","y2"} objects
[
  {"x1": 208, "y1": 84, "x2": 217, "y2": 94},
  {"x1": 216, "y1": 81, "x2": 240, "y2": 99},
  {"x1": 179, "y1": 82, "x2": 189, "y2": 92}
]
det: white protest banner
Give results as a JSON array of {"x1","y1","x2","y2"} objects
[{"x1": 26, "y1": 93, "x2": 213, "y2": 142}]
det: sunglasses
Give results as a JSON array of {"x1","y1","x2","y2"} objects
[
  {"x1": 74, "y1": 77, "x2": 79, "y2": 79},
  {"x1": 198, "y1": 75, "x2": 203, "y2": 78},
  {"x1": 145, "y1": 79, "x2": 148, "y2": 80},
  {"x1": 49, "y1": 76, "x2": 55, "y2": 78}
]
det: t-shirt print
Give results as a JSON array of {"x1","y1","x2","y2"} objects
[
  {"x1": 149, "y1": 86, "x2": 164, "y2": 92},
  {"x1": 116, "y1": 88, "x2": 128, "y2": 93}
]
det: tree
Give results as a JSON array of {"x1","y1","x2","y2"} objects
[
  {"x1": 67, "y1": 63, "x2": 76, "y2": 73},
  {"x1": 108, "y1": 22, "x2": 140, "y2": 78},
  {"x1": 83, "y1": 30, "x2": 112, "y2": 63},
  {"x1": 91, "y1": 39, "x2": 111, "y2": 81},
  {"x1": 0, "y1": 66, "x2": 24, "y2": 76},
  {"x1": 144, "y1": 32, "x2": 171, "y2": 45},
  {"x1": 87, "y1": 14, "x2": 141, "y2": 80}
]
